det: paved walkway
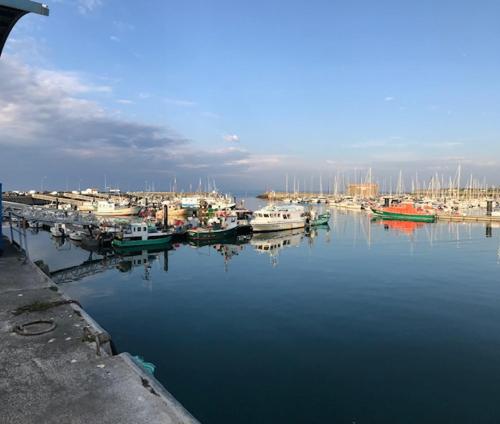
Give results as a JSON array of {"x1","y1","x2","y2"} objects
[{"x1": 0, "y1": 240, "x2": 200, "y2": 424}]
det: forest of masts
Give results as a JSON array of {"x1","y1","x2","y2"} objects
[{"x1": 279, "y1": 165, "x2": 500, "y2": 200}]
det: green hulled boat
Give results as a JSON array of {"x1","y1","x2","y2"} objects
[
  {"x1": 371, "y1": 205, "x2": 436, "y2": 223},
  {"x1": 187, "y1": 214, "x2": 239, "y2": 241},
  {"x1": 310, "y1": 211, "x2": 331, "y2": 226},
  {"x1": 187, "y1": 225, "x2": 238, "y2": 241},
  {"x1": 112, "y1": 222, "x2": 173, "y2": 249}
]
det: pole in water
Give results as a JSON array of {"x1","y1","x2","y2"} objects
[
  {"x1": 163, "y1": 204, "x2": 168, "y2": 229},
  {"x1": 486, "y1": 200, "x2": 493, "y2": 216}
]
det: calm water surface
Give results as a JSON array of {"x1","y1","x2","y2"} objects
[{"x1": 23, "y1": 203, "x2": 500, "y2": 424}]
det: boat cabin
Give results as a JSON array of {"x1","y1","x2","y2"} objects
[{"x1": 123, "y1": 223, "x2": 153, "y2": 241}]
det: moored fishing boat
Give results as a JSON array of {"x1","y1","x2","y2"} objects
[
  {"x1": 251, "y1": 204, "x2": 307, "y2": 232},
  {"x1": 310, "y1": 210, "x2": 331, "y2": 226},
  {"x1": 95, "y1": 200, "x2": 141, "y2": 216},
  {"x1": 187, "y1": 212, "x2": 238, "y2": 241},
  {"x1": 371, "y1": 203, "x2": 437, "y2": 223},
  {"x1": 112, "y1": 222, "x2": 173, "y2": 249}
]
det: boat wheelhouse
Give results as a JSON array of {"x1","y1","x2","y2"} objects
[{"x1": 251, "y1": 204, "x2": 307, "y2": 232}]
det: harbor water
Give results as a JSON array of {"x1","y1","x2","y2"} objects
[{"x1": 20, "y1": 199, "x2": 500, "y2": 424}]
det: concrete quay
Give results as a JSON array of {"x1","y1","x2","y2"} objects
[
  {"x1": 0, "y1": 240, "x2": 200, "y2": 424},
  {"x1": 436, "y1": 214, "x2": 500, "y2": 223}
]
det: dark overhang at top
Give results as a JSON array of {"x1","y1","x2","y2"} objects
[{"x1": 0, "y1": 0, "x2": 49, "y2": 57}]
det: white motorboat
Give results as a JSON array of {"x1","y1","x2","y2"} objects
[
  {"x1": 50, "y1": 223, "x2": 67, "y2": 237},
  {"x1": 251, "y1": 204, "x2": 307, "y2": 232},
  {"x1": 68, "y1": 230, "x2": 86, "y2": 241}
]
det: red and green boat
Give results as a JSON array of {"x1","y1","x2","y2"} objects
[{"x1": 371, "y1": 203, "x2": 437, "y2": 223}]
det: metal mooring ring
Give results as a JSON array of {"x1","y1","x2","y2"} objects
[{"x1": 14, "y1": 319, "x2": 57, "y2": 336}]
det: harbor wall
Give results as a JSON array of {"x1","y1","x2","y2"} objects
[{"x1": 0, "y1": 238, "x2": 200, "y2": 424}]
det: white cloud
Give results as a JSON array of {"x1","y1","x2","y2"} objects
[
  {"x1": 112, "y1": 20, "x2": 135, "y2": 31},
  {"x1": 0, "y1": 58, "x2": 184, "y2": 152},
  {"x1": 384, "y1": 96, "x2": 395, "y2": 102},
  {"x1": 35, "y1": 68, "x2": 111, "y2": 94},
  {"x1": 110, "y1": 35, "x2": 120, "y2": 42},
  {"x1": 163, "y1": 98, "x2": 197, "y2": 107},
  {"x1": 116, "y1": 99, "x2": 133, "y2": 105},
  {"x1": 223, "y1": 134, "x2": 240, "y2": 142},
  {"x1": 0, "y1": 58, "x2": 301, "y2": 189},
  {"x1": 77, "y1": 0, "x2": 103, "y2": 14}
]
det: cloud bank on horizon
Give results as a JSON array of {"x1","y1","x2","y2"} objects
[{"x1": 1, "y1": 0, "x2": 500, "y2": 191}]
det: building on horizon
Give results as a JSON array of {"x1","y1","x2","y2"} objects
[{"x1": 347, "y1": 183, "x2": 378, "y2": 197}]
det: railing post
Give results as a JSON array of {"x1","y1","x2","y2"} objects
[
  {"x1": 9, "y1": 211, "x2": 14, "y2": 242},
  {"x1": 23, "y1": 221, "x2": 29, "y2": 260}
]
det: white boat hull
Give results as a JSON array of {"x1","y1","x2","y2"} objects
[
  {"x1": 94, "y1": 206, "x2": 141, "y2": 216},
  {"x1": 251, "y1": 221, "x2": 305, "y2": 232},
  {"x1": 68, "y1": 232, "x2": 84, "y2": 241}
]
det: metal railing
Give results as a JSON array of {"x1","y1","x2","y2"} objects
[{"x1": 6, "y1": 211, "x2": 29, "y2": 261}]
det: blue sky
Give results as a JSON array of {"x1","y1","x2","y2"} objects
[{"x1": 1, "y1": 0, "x2": 500, "y2": 192}]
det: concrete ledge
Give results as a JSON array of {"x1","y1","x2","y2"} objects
[{"x1": 0, "y1": 240, "x2": 200, "y2": 424}]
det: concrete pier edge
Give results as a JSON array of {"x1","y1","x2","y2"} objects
[{"x1": 0, "y1": 237, "x2": 201, "y2": 424}]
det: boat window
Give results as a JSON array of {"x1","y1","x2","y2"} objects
[{"x1": 264, "y1": 214, "x2": 269, "y2": 218}]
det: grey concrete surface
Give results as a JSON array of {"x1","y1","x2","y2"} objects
[{"x1": 0, "y1": 240, "x2": 200, "y2": 424}]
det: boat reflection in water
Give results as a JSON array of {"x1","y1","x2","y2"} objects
[
  {"x1": 187, "y1": 234, "x2": 252, "y2": 271},
  {"x1": 116, "y1": 246, "x2": 171, "y2": 281},
  {"x1": 375, "y1": 219, "x2": 424, "y2": 237},
  {"x1": 251, "y1": 229, "x2": 304, "y2": 267}
]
